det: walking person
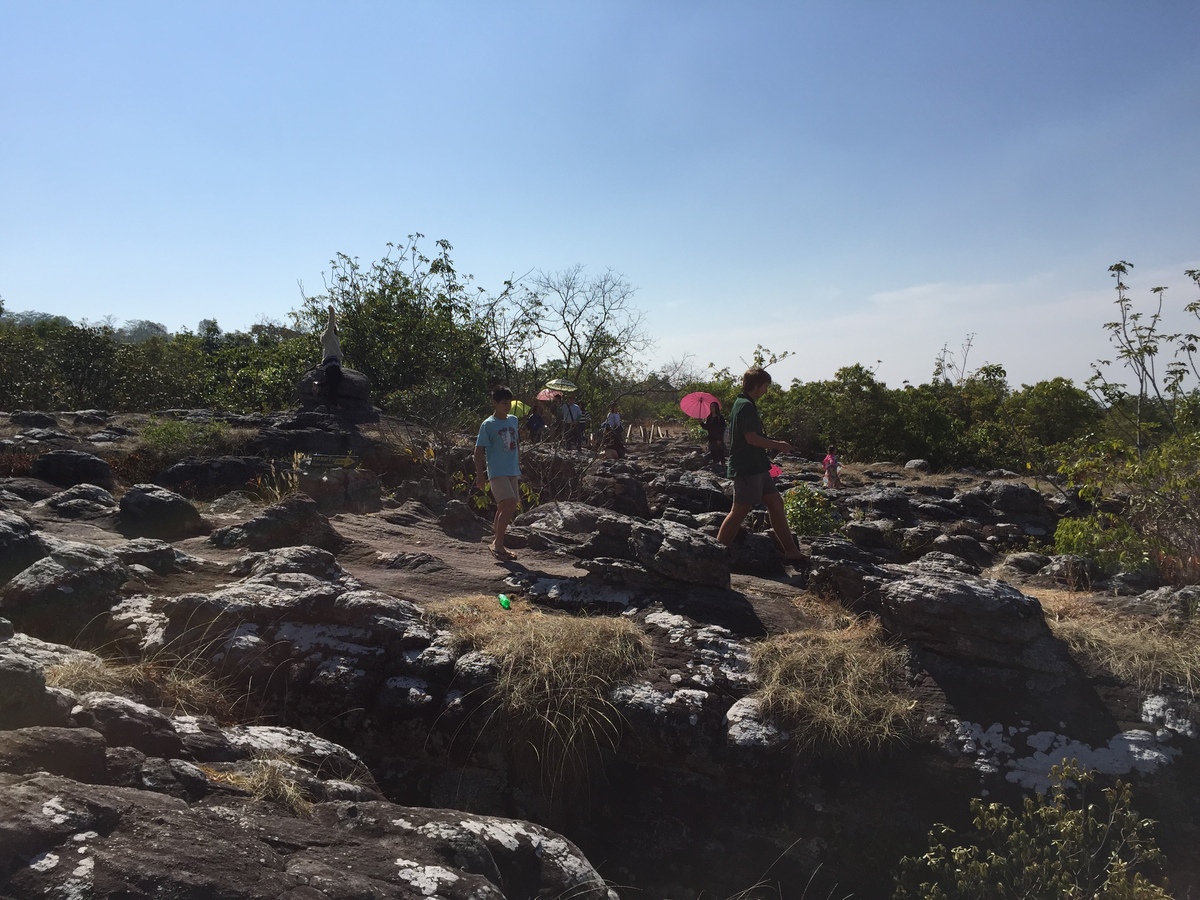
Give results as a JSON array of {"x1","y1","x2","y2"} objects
[
  {"x1": 716, "y1": 367, "x2": 805, "y2": 565},
  {"x1": 602, "y1": 402, "x2": 626, "y2": 458},
  {"x1": 474, "y1": 386, "x2": 522, "y2": 561},
  {"x1": 560, "y1": 393, "x2": 584, "y2": 451},
  {"x1": 702, "y1": 400, "x2": 727, "y2": 469}
]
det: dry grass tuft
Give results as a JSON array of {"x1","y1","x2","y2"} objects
[
  {"x1": 425, "y1": 593, "x2": 651, "y2": 793},
  {"x1": 1028, "y1": 587, "x2": 1200, "y2": 692},
  {"x1": 46, "y1": 655, "x2": 240, "y2": 723},
  {"x1": 751, "y1": 617, "x2": 915, "y2": 753},
  {"x1": 198, "y1": 758, "x2": 314, "y2": 817}
]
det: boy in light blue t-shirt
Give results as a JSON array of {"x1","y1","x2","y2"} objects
[{"x1": 474, "y1": 386, "x2": 522, "y2": 560}]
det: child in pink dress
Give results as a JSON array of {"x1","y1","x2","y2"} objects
[{"x1": 822, "y1": 444, "x2": 843, "y2": 488}]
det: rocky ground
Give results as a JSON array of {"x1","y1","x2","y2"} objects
[{"x1": 1, "y1": 408, "x2": 1198, "y2": 899}]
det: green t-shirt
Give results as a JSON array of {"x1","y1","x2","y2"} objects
[{"x1": 727, "y1": 393, "x2": 770, "y2": 478}]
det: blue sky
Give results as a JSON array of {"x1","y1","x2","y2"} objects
[{"x1": 2, "y1": 1, "x2": 1197, "y2": 390}]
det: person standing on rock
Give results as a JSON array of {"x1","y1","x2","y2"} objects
[
  {"x1": 318, "y1": 304, "x2": 344, "y2": 407},
  {"x1": 475, "y1": 386, "x2": 522, "y2": 561},
  {"x1": 822, "y1": 443, "x2": 843, "y2": 488},
  {"x1": 716, "y1": 367, "x2": 805, "y2": 565}
]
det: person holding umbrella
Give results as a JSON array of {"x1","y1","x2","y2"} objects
[
  {"x1": 716, "y1": 367, "x2": 804, "y2": 565},
  {"x1": 702, "y1": 400, "x2": 726, "y2": 469}
]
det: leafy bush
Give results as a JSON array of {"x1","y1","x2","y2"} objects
[
  {"x1": 1054, "y1": 513, "x2": 1152, "y2": 578},
  {"x1": 1058, "y1": 433, "x2": 1200, "y2": 584},
  {"x1": 893, "y1": 761, "x2": 1171, "y2": 899},
  {"x1": 782, "y1": 484, "x2": 837, "y2": 536}
]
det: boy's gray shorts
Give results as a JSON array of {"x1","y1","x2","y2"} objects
[{"x1": 489, "y1": 476, "x2": 520, "y2": 503}]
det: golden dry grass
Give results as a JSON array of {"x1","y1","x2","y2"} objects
[
  {"x1": 46, "y1": 655, "x2": 239, "y2": 722},
  {"x1": 1027, "y1": 586, "x2": 1200, "y2": 692},
  {"x1": 425, "y1": 594, "x2": 651, "y2": 790},
  {"x1": 751, "y1": 616, "x2": 915, "y2": 753},
  {"x1": 197, "y1": 758, "x2": 314, "y2": 817}
]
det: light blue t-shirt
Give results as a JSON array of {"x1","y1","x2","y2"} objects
[{"x1": 476, "y1": 414, "x2": 521, "y2": 478}]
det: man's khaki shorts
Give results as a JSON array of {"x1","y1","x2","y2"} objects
[
  {"x1": 732, "y1": 471, "x2": 778, "y2": 506},
  {"x1": 489, "y1": 475, "x2": 520, "y2": 503}
]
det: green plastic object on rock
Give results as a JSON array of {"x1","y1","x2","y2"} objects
[{"x1": 498, "y1": 594, "x2": 511, "y2": 609}]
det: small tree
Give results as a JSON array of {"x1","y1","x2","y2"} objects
[
  {"x1": 1087, "y1": 262, "x2": 1200, "y2": 455},
  {"x1": 293, "y1": 235, "x2": 495, "y2": 417},
  {"x1": 505, "y1": 265, "x2": 654, "y2": 413},
  {"x1": 894, "y1": 761, "x2": 1170, "y2": 899}
]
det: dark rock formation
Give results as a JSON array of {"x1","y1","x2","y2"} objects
[
  {"x1": 31, "y1": 484, "x2": 118, "y2": 520},
  {"x1": 294, "y1": 366, "x2": 379, "y2": 424},
  {"x1": 155, "y1": 456, "x2": 270, "y2": 500},
  {"x1": 9, "y1": 411, "x2": 60, "y2": 428},
  {"x1": 29, "y1": 450, "x2": 115, "y2": 490},
  {"x1": 210, "y1": 494, "x2": 345, "y2": 552},
  {"x1": 118, "y1": 484, "x2": 208, "y2": 539}
]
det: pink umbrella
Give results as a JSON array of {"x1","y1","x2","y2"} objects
[
  {"x1": 536, "y1": 389, "x2": 563, "y2": 401},
  {"x1": 679, "y1": 391, "x2": 721, "y2": 419}
]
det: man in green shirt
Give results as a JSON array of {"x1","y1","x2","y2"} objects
[{"x1": 716, "y1": 367, "x2": 804, "y2": 564}]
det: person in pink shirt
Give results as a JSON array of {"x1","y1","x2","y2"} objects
[{"x1": 822, "y1": 444, "x2": 843, "y2": 488}]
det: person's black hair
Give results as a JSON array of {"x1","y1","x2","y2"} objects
[{"x1": 492, "y1": 386, "x2": 514, "y2": 403}]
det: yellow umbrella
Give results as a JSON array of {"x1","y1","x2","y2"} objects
[{"x1": 510, "y1": 400, "x2": 530, "y2": 416}]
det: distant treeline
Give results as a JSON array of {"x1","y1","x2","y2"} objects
[
  {"x1": 0, "y1": 312, "x2": 314, "y2": 413},
  {"x1": 3, "y1": 253, "x2": 1196, "y2": 480}
]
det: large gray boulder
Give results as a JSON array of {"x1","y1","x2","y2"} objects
[
  {"x1": 296, "y1": 467, "x2": 382, "y2": 515},
  {"x1": 0, "y1": 774, "x2": 617, "y2": 900},
  {"x1": 0, "y1": 648, "x2": 46, "y2": 730},
  {"x1": 646, "y1": 469, "x2": 730, "y2": 515},
  {"x1": 582, "y1": 460, "x2": 652, "y2": 519},
  {"x1": 72, "y1": 692, "x2": 185, "y2": 759},
  {"x1": 209, "y1": 494, "x2": 344, "y2": 553},
  {"x1": 879, "y1": 573, "x2": 1063, "y2": 672},
  {"x1": 118, "y1": 484, "x2": 208, "y2": 539},
  {"x1": 0, "y1": 542, "x2": 129, "y2": 643},
  {"x1": 0, "y1": 727, "x2": 107, "y2": 782},
  {"x1": 294, "y1": 366, "x2": 379, "y2": 424},
  {"x1": 0, "y1": 512, "x2": 49, "y2": 584},
  {"x1": 8, "y1": 411, "x2": 59, "y2": 428},
  {"x1": 572, "y1": 512, "x2": 731, "y2": 588}
]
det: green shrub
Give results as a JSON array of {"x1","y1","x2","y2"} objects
[
  {"x1": 138, "y1": 418, "x2": 234, "y2": 461},
  {"x1": 894, "y1": 761, "x2": 1171, "y2": 899},
  {"x1": 1054, "y1": 513, "x2": 1153, "y2": 578},
  {"x1": 783, "y1": 484, "x2": 836, "y2": 536},
  {"x1": 1060, "y1": 434, "x2": 1200, "y2": 585}
]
